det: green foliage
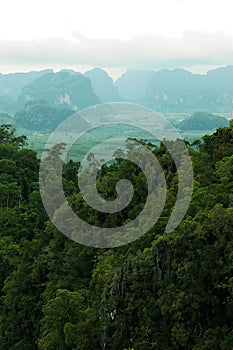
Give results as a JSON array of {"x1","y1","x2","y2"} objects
[
  {"x1": 0, "y1": 124, "x2": 27, "y2": 147},
  {"x1": 0, "y1": 123, "x2": 233, "y2": 349},
  {"x1": 14, "y1": 100, "x2": 75, "y2": 131}
]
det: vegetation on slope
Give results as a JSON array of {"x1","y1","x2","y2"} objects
[
  {"x1": 0, "y1": 123, "x2": 232, "y2": 349},
  {"x1": 178, "y1": 111, "x2": 228, "y2": 131}
]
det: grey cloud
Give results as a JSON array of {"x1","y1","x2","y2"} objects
[{"x1": 1, "y1": 31, "x2": 233, "y2": 69}]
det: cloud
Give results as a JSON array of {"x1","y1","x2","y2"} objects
[{"x1": 1, "y1": 31, "x2": 233, "y2": 70}]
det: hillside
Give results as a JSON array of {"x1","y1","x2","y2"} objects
[
  {"x1": 178, "y1": 111, "x2": 229, "y2": 130},
  {"x1": 14, "y1": 100, "x2": 89, "y2": 131},
  {"x1": 0, "y1": 123, "x2": 232, "y2": 349}
]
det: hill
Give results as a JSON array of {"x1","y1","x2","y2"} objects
[
  {"x1": 14, "y1": 100, "x2": 89, "y2": 131},
  {"x1": 178, "y1": 111, "x2": 229, "y2": 130}
]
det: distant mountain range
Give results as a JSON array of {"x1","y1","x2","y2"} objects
[
  {"x1": 145, "y1": 66, "x2": 233, "y2": 112},
  {"x1": 0, "y1": 66, "x2": 233, "y2": 113}
]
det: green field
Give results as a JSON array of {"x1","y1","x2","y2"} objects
[
  {"x1": 13, "y1": 111, "x2": 230, "y2": 160},
  {"x1": 20, "y1": 126, "x2": 216, "y2": 161}
]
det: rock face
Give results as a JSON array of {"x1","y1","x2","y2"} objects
[
  {"x1": 17, "y1": 71, "x2": 100, "y2": 111},
  {"x1": 84, "y1": 68, "x2": 121, "y2": 102}
]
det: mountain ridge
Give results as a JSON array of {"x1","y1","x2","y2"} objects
[{"x1": 0, "y1": 65, "x2": 233, "y2": 113}]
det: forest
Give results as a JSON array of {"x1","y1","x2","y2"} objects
[{"x1": 0, "y1": 121, "x2": 232, "y2": 350}]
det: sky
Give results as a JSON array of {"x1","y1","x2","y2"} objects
[{"x1": 1, "y1": 0, "x2": 233, "y2": 79}]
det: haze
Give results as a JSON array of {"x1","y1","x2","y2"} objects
[{"x1": 1, "y1": 0, "x2": 233, "y2": 78}]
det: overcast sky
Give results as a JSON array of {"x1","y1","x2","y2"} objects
[{"x1": 1, "y1": 0, "x2": 233, "y2": 78}]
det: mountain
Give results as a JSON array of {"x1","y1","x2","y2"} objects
[
  {"x1": 178, "y1": 111, "x2": 229, "y2": 131},
  {"x1": 1, "y1": 65, "x2": 233, "y2": 115},
  {"x1": 0, "y1": 95, "x2": 13, "y2": 113},
  {"x1": 84, "y1": 68, "x2": 121, "y2": 102},
  {"x1": 17, "y1": 71, "x2": 100, "y2": 111},
  {"x1": 0, "y1": 69, "x2": 53, "y2": 112},
  {"x1": 0, "y1": 69, "x2": 53, "y2": 100},
  {"x1": 114, "y1": 69, "x2": 155, "y2": 101},
  {"x1": 145, "y1": 66, "x2": 233, "y2": 112}
]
